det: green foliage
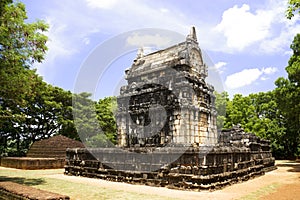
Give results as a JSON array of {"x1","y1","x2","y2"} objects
[
  {"x1": 224, "y1": 94, "x2": 255, "y2": 132},
  {"x1": 286, "y1": 0, "x2": 300, "y2": 19},
  {"x1": 273, "y1": 33, "x2": 300, "y2": 158},
  {"x1": 286, "y1": 34, "x2": 300, "y2": 84},
  {"x1": 72, "y1": 92, "x2": 100, "y2": 145},
  {"x1": 0, "y1": 71, "x2": 81, "y2": 156},
  {"x1": 0, "y1": 1, "x2": 50, "y2": 156},
  {"x1": 95, "y1": 96, "x2": 117, "y2": 144},
  {"x1": 73, "y1": 94, "x2": 117, "y2": 147},
  {"x1": 218, "y1": 91, "x2": 287, "y2": 158},
  {"x1": 0, "y1": 1, "x2": 48, "y2": 106},
  {"x1": 214, "y1": 91, "x2": 229, "y2": 130},
  {"x1": 0, "y1": 1, "x2": 48, "y2": 110},
  {"x1": 0, "y1": 2, "x2": 48, "y2": 69}
]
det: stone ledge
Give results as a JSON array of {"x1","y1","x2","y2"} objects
[
  {"x1": 0, "y1": 157, "x2": 65, "y2": 170},
  {"x1": 0, "y1": 181, "x2": 70, "y2": 200}
]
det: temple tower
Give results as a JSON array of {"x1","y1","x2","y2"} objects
[{"x1": 116, "y1": 27, "x2": 218, "y2": 148}]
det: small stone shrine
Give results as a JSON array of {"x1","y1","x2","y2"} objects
[{"x1": 65, "y1": 27, "x2": 276, "y2": 190}]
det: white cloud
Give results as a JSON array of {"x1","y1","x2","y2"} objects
[
  {"x1": 215, "y1": 61, "x2": 227, "y2": 69},
  {"x1": 284, "y1": 50, "x2": 293, "y2": 56},
  {"x1": 34, "y1": 0, "x2": 192, "y2": 84},
  {"x1": 83, "y1": 0, "x2": 189, "y2": 33},
  {"x1": 126, "y1": 33, "x2": 172, "y2": 48},
  {"x1": 262, "y1": 67, "x2": 277, "y2": 74},
  {"x1": 225, "y1": 68, "x2": 263, "y2": 89},
  {"x1": 209, "y1": 61, "x2": 227, "y2": 74},
  {"x1": 215, "y1": 4, "x2": 273, "y2": 51},
  {"x1": 214, "y1": 0, "x2": 299, "y2": 54},
  {"x1": 259, "y1": 23, "x2": 300, "y2": 54},
  {"x1": 86, "y1": 0, "x2": 117, "y2": 9},
  {"x1": 160, "y1": 8, "x2": 169, "y2": 13},
  {"x1": 35, "y1": 18, "x2": 77, "y2": 78},
  {"x1": 225, "y1": 66, "x2": 278, "y2": 89},
  {"x1": 260, "y1": 76, "x2": 269, "y2": 81}
]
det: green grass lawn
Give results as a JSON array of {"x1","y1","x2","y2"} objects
[{"x1": 0, "y1": 168, "x2": 178, "y2": 200}]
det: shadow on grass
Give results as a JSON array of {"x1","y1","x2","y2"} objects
[
  {"x1": 0, "y1": 176, "x2": 45, "y2": 186},
  {"x1": 276, "y1": 160, "x2": 300, "y2": 173}
]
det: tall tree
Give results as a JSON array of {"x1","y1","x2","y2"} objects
[
  {"x1": 0, "y1": 1, "x2": 48, "y2": 156},
  {"x1": 269, "y1": 0, "x2": 300, "y2": 158},
  {"x1": 274, "y1": 34, "x2": 300, "y2": 158},
  {"x1": 0, "y1": 2, "x2": 48, "y2": 103}
]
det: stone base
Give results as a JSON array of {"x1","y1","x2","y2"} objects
[
  {"x1": 65, "y1": 146, "x2": 276, "y2": 190},
  {"x1": 0, "y1": 157, "x2": 65, "y2": 169}
]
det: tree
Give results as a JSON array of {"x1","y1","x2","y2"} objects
[
  {"x1": 274, "y1": 34, "x2": 300, "y2": 158},
  {"x1": 0, "y1": 2, "x2": 48, "y2": 68},
  {"x1": 71, "y1": 95, "x2": 118, "y2": 148},
  {"x1": 0, "y1": 2, "x2": 48, "y2": 104},
  {"x1": 224, "y1": 94, "x2": 256, "y2": 132},
  {"x1": 271, "y1": 2, "x2": 300, "y2": 158},
  {"x1": 72, "y1": 93, "x2": 110, "y2": 147},
  {"x1": 286, "y1": 0, "x2": 300, "y2": 19},
  {"x1": 0, "y1": 1, "x2": 48, "y2": 156},
  {"x1": 286, "y1": 34, "x2": 300, "y2": 84},
  {"x1": 22, "y1": 83, "x2": 78, "y2": 142},
  {"x1": 214, "y1": 91, "x2": 229, "y2": 130},
  {"x1": 274, "y1": 79, "x2": 299, "y2": 158},
  {"x1": 0, "y1": 0, "x2": 12, "y2": 17},
  {"x1": 222, "y1": 92, "x2": 287, "y2": 158},
  {"x1": 95, "y1": 96, "x2": 117, "y2": 144}
]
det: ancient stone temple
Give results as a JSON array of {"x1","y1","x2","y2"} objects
[
  {"x1": 65, "y1": 27, "x2": 276, "y2": 190},
  {"x1": 116, "y1": 27, "x2": 217, "y2": 147}
]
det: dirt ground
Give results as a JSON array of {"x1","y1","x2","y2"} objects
[
  {"x1": 259, "y1": 160, "x2": 300, "y2": 200},
  {"x1": 42, "y1": 160, "x2": 300, "y2": 200}
]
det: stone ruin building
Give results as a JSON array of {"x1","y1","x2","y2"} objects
[
  {"x1": 1, "y1": 135, "x2": 84, "y2": 169},
  {"x1": 116, "y1": 27, "x2": 217, "y2": 147},
  {"x1": 65, "y1": 27, "x2": 276, "y2": 190}
]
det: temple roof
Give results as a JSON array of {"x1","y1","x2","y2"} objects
[{"x1": 125, "y1": 27, "x2": 207, "y2": 80}]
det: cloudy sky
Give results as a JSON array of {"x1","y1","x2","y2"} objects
[{"x1": 23, "y1": 0, "x2": 299, "y2": 98}]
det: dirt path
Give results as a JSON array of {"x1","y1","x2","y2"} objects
[
  {"x1": 259, "y1": 160, "x2": 300, "y2": 200},
  {"x1": 44, "y1": 160, "x2": 300, "y2": 200}
]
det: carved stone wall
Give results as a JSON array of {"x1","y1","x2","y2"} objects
[
  {"x1": 116, "y1": 27, "x2": 217, "y2": 148},
  {"x1": 65, "y1": 126, "x2": 276, "y2": 190}
]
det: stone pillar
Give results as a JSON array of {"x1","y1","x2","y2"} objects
[{"x1": 194, "y1": 110, "x2": 199, "y2": 144}]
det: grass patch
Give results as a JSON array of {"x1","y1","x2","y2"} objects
[
  {"x1": 238, "y1": 183, "x2": 281, "y2": 200},
  {"x1": 0, "y1": 168, "x2": 178, "y2": 200}
]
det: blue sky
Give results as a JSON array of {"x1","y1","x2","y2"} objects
[{"x1": 23, "y1": 0, "x2": 300, "y2": 99}]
